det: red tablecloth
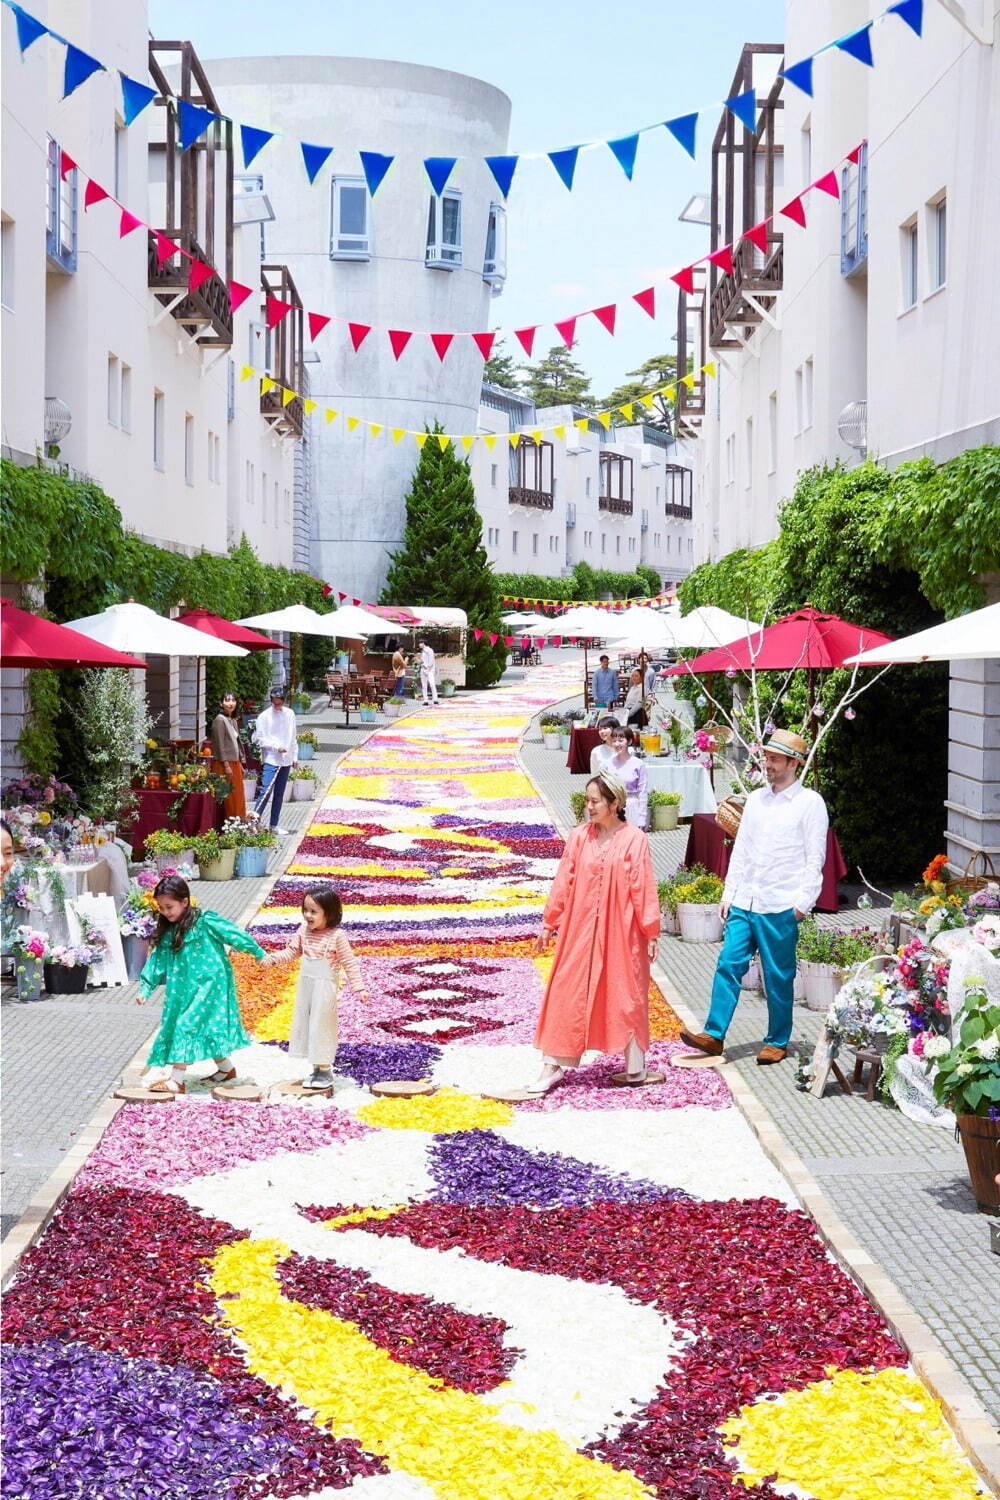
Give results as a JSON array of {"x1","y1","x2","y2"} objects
[
  {"x1": 120, "y1": 789, "x2": 221, "y2": 852},
  {"x1": 567, "y1": 727, "x2": 602, "y2": 774},
  {"x1": 683, "y1": 813, "x2": 848, "y2": 913}
]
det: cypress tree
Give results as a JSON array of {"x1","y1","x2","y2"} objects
[{"x1": 381, "y1": 426, "x2": 507, "y2": 687}]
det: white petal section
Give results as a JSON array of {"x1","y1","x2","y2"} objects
[{"x1": 429, "y1": 1044, "x2": 541, "y2": 1096}]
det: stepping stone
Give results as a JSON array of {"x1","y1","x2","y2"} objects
[
  {"x1": 211, "y1": 1083, "x2": 265, "y2": 1102},
  {"x1": 610, "y1": 1070, "x2": 667, "y2": 1087},
  {"x1": 114, "y1": 1086, "x2": 177, "y2": 1103},
  {"x1": 671, "y1": 1053, "x2": 729, "y2": 1069},
  {"x1": 370, "y1": 1078, "x2": 436, "y2": 1098},
  {"x1": 477, "y1": 1087, "x2": 534, "y2": 1104},
  {"x1": 271, "y1": 1079, "x2": 334, "y2": 1099}
]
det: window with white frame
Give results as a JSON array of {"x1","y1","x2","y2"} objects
[
  {"x1": 800, "y1": 117, "x2": 811, "y2": 184},
  {"x1": 628, "y1": 536, "x2": 636, "y2": 554},
  {"x1": 426, "y1": 189, "x2": 462, "y2": 268},
  {"x1": 1, "y1": 215, "x2": 14, "y2": 309},
  {"x1": 585, "y1": 476, "x2": 592, "y2": 498},
  {"x1": 803, "y1": 358, "x2": 814, "y2": 430},
  {"x1": 330, "y1": 177, "x2": 371, "y2": 259},
  {"x1": 601, "y1": 534, "x2": 607, "y2": 554},
  {"x1": 107, "y1": 355, "x2": 120, "y2": 426},
  {"x1": 744, "y1": 416, "x2": 754, "y2": 486},
  {"x1": 725, "y1": 432, "x2": 735, "y2": 484},
  {"x1": 532, "y1": 533, "x2": 539, "y2": 556},
  {"x1": 261, "y1": 470, "x2": 268, "y2": 523},
  {"x1": 245, "y1": 460, "x2": 254, "y2": 504},
  {"x1": 153, "y1": 391, "x2": 165, "y2": 470},
  {"x1": 490, "y1": 463, "x2": 498, "y2": 487},
  {"x1": 768, "y1": 392, "x2": 778, "y2": 473},
  {"x1": 616, "y1": 535, "x2": 622, "y2": 556},
  {"x1": 235, "y1": 174, "x2": 269, "y2": 258},
  {"x1": 184, "y1": 414, "x2": 194, "y2": 485},
  {"x1": 653, "y1": 532, "x2": 661, "y2": 550},
  {"x1": 511, "y1": 530, "x2": 518, "y2": 554},
  {"x1": 483, "y1": 202, "x2": 506, "y2": 287},
  {"x1": 46, "y1": 138, "x2": 77, "y2": 271},
  {"x1": 120, "y1": 363, "x2": 132, "y2": 432},
  {"x1": 900, "y1": 218, "x2": 918, "y2": 309},
  {"x1": 666, "y1": 535, "x2": 671, "y2": 553},
  {"x1": 207, "y1": 430, "x2": 216, "y2": 482},
  {"x1": 284, "y1": 488, "x2": 291, "y2": 521},
  {"x1": 114, "y1": 122, "x2": 127, "y2": 200},
  {"x1": 273, "y1": 480, "x2": 279, "y2": 523},
  {"x1": 840, "y1": 143, "x2": 868, "y2": 275},
  {"x1": 928, "y1": 193, "x2": 946, "y2": 291},
  {"x1": 794, "y1": 366, "x2": 803, "y2": 434}
]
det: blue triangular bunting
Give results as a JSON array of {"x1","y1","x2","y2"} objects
[
  {"x1": 63, "y1": 43, "x2": 103, "y2": 98},
  {"x1": 424, "y1": 156, "x2": 457, "y2": 195},
  {"x1": 664, "y1": 113, "x2": 698, "y2": 158},
  {"x1": 240, "y1": 125, "x2": 273, "y2": 168},
  {"x1": 724, "y1": 88, "x2": 757, "y2": 132},
  {"x1": 836, "y1": 24, "x2": 874, "y2": 66},
  {"x1": 548, "y1": 146, "x2": 580, "y2": 191},
  {"x1": 11, "y1": 4, "x2": 48, "y2": 53},
  {"x1": 607, "y1": 133, "x2": 640, "y2": 180},
  {"x1": 781, "y1": 57, "x2": 814, "y2": 97},
  {"x1": 484, "y1": 154, "x2": 518, "y2": 198},
  {"x1": 888, "y1": 0, "x2": 923, "y2": 35},
  {"x1": 300, "y1": 142, "x2": 333, "y2": 183},
  {"x1": 120, "y1": 73, "x2": 157, "y2": 126},
  {"x1": 359, "y1": 151, "x2": 394, "y2": 196},
  {"x1": 177, "y1": 99, "x2": 217, "y2": 151}
]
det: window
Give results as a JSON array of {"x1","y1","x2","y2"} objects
[
  {"x1": 274, "y1": 479, "x2": 279, "y2": 523},
  {"x1": 261, "y1": 470, "x2": 268, "y2": 522},
  {"x1": 725, "y1": 432, "x2": 736, "y2": 484},
  {"x1": 929, "y1": 194, "x2": 947, "y2": 291},
  {"x1": 511, "y1": 530, "x2": 518, "y2": 554},
  {"x1": 153, "y1": 391, "x2": 165, "y2": 470},
  {"x1": 655, "y1": 486, "x2": 661, "y2": 505},
  {"x1": 653, "y1": 532, "x2": 661, "y2": 550},
  {"x1": 236, "y1": 174, "x2": 270, "y2": 258},
  {"x1": 1, "y1": 215, "x2": 14, "y2": 309},
  {"x1": 598, "y1": 452, "x2": 634, "y2": 513},
  {"x1": 490, "y1": 463, "x2": 498, "y2": 487},
  {"x1": 284, "y1": 488, "x2": 291, "y2": 521},
  {"x1": 245, "y1": 460, "x2": 255, "y2": 504},
  {"x1": 107, "y1": 355, "x2": 120, "y2": 426},
  {"x1": 803, "y1": 358, "x2": 814, "y2": 430},
  {"x1": 113, "y1": 122, "x2": 127, "y2": 200},
  {"x1": 46, "y1": 138, "x2": 77, "y2": 271},
  {"x1": 207, "y1": 430, "x2": 220, "y2": 482},
  {"x1": 553, "y1": 535, "x2": 559, "y2": 554},
  {"x1": 840, "y1": 142, "x2": 868, "y2": 275},
  {"x1": 794, "y1": 367, "x2": 803, "y2": 434},
  {"x1": 601, "y1": 534, "x2": 607, "y2": 554},
  {"x1": 744, "y1": 416, "x2": 753, "y2": 486},
  {"x1": 901, "y1": 218, "x2": 918, "y2": 309},
  {"x1": 184, "y1": 413, "x2": 194, "y2": 485},
  {"x1": 120, "y1": 364, "x2": 132, "y2": 432},
  {"x1": 532, "y1": 533, "x2": 539, "y2": 556},
  {"x1": 666, "y1": 535, "x2": 672, "y2": 553},
  {"x1": 330, "y1": 177, "x2": 371, "y2": 259},
  {"x1": 483, "y1": 202, "x2": 506, "y2": 287},
  {"x1": 800, "y1": 118, "x2": 812, "y2": 184},
  {"x1": 628, "y1": 537, "x2": 636, "y2": 554},
  {"x1": 768, "y1": 392, "x2": 778, "y2": 473},
  {"x1": 426, "y1": 189, "x2": 462, "y2": 268},
  {"x1": 616, "y1": 535, "x2": 622, "y2": 556}
]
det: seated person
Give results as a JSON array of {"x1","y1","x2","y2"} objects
[
  {"x1": 622, "y1": 669, "x2": 646, "y2": 727},
  {"x1": 589, "y1": 716, "x2": 621, "y2": 776}
]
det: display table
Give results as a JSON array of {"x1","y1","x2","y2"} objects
[
  {"x1": 683, "y1": 814, "x2": 848, "y2": 913},
  {"x1": 120, "y1": 789, "x2": 221, "y2": 853},
  {"x1": 645, "y1": 760, "x2": 717, "y2": 817},
  {"x1": 566, "y1": 727, "x2": 602, "y2": 774}
]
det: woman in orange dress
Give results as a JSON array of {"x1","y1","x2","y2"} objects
[
  {"x1": 210, "y1": 692, "x2": 246, "y2": 820},
  {"x1": 528, "y1": 769, "x2": 662, "y2": 1094}
]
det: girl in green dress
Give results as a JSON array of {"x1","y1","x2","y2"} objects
[{"x1": 138, "y1": 874, "x2": 265, "y2": 1094}]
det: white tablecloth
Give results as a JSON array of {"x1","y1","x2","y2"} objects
[{"x1": 644, "y1": 759, "x2": 717, "y2": 816}]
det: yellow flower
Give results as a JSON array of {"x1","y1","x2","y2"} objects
[
  {"x1": 918, "y1": 896, "x2": 942, "y2": 916},
  {"x1": 36, "y1": 811, "x2": 52, "y2": 825},
  {"x1": 357, "y1": 1088, "x2": 514, "y2": 1134},
  {"x1": 145, "y1": 738, "x2": 158, "y2": 749}
]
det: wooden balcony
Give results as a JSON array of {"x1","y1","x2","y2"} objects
[
  {"x1": 676, "y1": 267, "x2": 707, "y2": 439},
  {"x1": 709, "y1": 235, "x2": 783, "y2": 350},
  {"x1": 509, "y1": 438, "x2": 554, "y2": 508},
  {"x1": 147, "y1": 229, "x2": 232, "y2": 346},
  {"x1": 599, "y1": 495, "x2": 634, "y2": 516},
  {"x1": 259, "y1": 264, "x2": 305, "y2": 438},
  {"x1": 509, "y1": 486, "x2": 554, "y2": 510},
  {"x1": 598, "y1": 451, "x2": 634, "y2": 515},
  {"x1": 664, "y1": 463, "x2": 693, "y2": 518}
]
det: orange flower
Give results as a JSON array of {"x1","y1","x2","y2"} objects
[{"x1": 922, "y1": 853, "x2": 948, "y2": 886}]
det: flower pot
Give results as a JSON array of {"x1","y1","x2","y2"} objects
[
  {"x1": 44, "y1": 963, "x2": 88, "y2": 994},
  {"x1": 956, "y1": 1114, "x2": 1000, "y2": 1215},
  {"x1": 440, "y1": 684, "x2": 456, "y2": 698},
  {"x1": 155, "y1": 850, "x2": 195, "y2": 874},
  {"x1": 542, "y1": 731, "x2": 562, "y2": 749},
  {"x1": 243, "y1": 777, "x2": 258, "y2": 804},
  {"x1": 297, "y1": 742, "x2": 315, "y2": 761},
  {"x1": 800, "y1": 960, "x2": 848, "y2": 1013},
  {"x1": 559, "y1": 733, "x2": 571, "y2": 751},
  {"x1": 121, "y1": 935, "x2": 149, "y2": 981},
  {"x1": 198, "y1": 848, "x2": 237, "y2": 881},
  {"x1": 677, "y1": 903, "x2": 724, "y2": 943},
  {"x1": 236, "y1": 846, "x2": 270, "y2": 878},
  {"x1": 661, "y1": 908, "x2": 679, "y2": 936},
  {"x1": 650, "y1": 803, "x2": 680, "y2": 832},
  {"x1": 287, "y1": 778, "x2": 311, "y2": 801},
  {"x1": 383, "y1": 703, "x2": 400, "y2": 719},
  {"x1": 15, "y1": 957, "x2": 44, "y2": 1001},
  {"x1": 793, "y1": 967, "x2": 806, "y2": 1003}
]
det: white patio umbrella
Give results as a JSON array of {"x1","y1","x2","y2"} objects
[
  {"x1": 604, "y1": 608, "x2": 681, "y2": 649},
  {"x1": 670, "y1": 605, "x2": 761, "y2": 650},
  {"x1": 63, "y1": 602, "x2": 248, "y2": 658},
  {"x1": 237, "y1": 604, "x2": 344, "y2": 635},
  {"x1": 844, "y1": 601, "x2": 1000, "y2": 665},
  {"x1": 502, "y1": 611, "x2": 549, "y2": 629},
  {"x1": 329, "y1": 603, "x2": 394, "y2": 638}
]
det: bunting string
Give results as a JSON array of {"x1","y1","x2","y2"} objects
[{"x1": 3, "y1": 0, "x2": 921, "y2": 190}]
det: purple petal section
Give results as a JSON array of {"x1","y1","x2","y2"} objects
[
  {"x1": 334, "y1": 1042, "x2": 441, "y2": 1087},
  {"x1": 428, "y1": 1130, "x2": 689, "y2": 1207}
]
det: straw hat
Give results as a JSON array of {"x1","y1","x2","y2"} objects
[
  {"x1": 594, "y1": 769, "x2": 628, "y2": 806},
  {"x1": 763, "y1": 729, "x2": 808, "y2": 762}
]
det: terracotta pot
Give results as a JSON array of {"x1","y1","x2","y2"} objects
[{"x1": 956, "y1": 1114, "x2": 1000, "y2": 1215}]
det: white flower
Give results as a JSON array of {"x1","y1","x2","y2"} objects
[
  {"x1": 955, "y1": 1062, "x2": 974, "y2": 1077},
  {"x1": 922, "y1": 1035, "x2": 952, "y2": 1059},
  {"x1": 974, "y1": 1034, "x2": 999, "y2": 1061}
]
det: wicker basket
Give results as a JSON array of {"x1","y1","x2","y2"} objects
[
  {"x1": 945, "y1": 852, "x2": 999, "y2": 897},
  {"x1": 715, "y1": 795, "x2": 745, "y2": 838},
  {"x1": 703, "y1": 722, "x2": 734, "y2": 746}
]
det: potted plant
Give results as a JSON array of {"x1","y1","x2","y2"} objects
[
  {"x1": 144, "y1": 828, "x2": 197, "y2": 873},
  {"x1": 222, "y1": 816, "x2": 278, "y2": 877},
  {"x1": 674, "y1": 873, "x2": 725, "y2": 943},
  {"x1": 358, "y1": 701, "x2": 378, "y2": 724},
  {"x1": 924, "y1": 979, "x2": 1000, "y2": 1213},
  {"x1": 656, "y1": 881, "x2": 679, "y2": 936},
  {"x1": 797, "y1": 921, "x2": 881, "y2": 1012},
  {"x1": 570, "y1": 791, "x2": 587, "y2": 824},
  {"x1": 648, "y1": 789, "x2": 682, "y2": 832},
  {"x1": 296, "y1": 729, "x2": 318, "y2": 762},
  {"x1": 192, "y1": 828, "x2": 238, "y2": 882},
  {"x1": 439, "y1": 678, "x2": 456, "y2": 698},
  {"x1": 118, "y1": 873, "x2": 159, "y2": 978},
  {"x1": 289, "y1": 765, "x2": 318, "y2": 801},
  {"x1": 292, "y1": 690, "x2": 312, "y2": 716},
  {"x1": 12, "y1": 926, "x2": 47, "y2": 1002},
  {"x1": 664, "y1": 715, "x2": 687, "y2": 761},
  {"x1": 382, "y1": 696, "x2": 405, "y2": 720},
  {"x1": 540, "y1": 717, "x2": 562, "y2": 749},
  {"x1": 558, "y1": 718, "x2": 572, "y2": 752},
  {"x1": 43, "y1": 925, "x2": 107, "y2": 995}
]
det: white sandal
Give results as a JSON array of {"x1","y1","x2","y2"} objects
[{"x1": 523, "y1": 1065, "x2": 566, "y2": 1096}]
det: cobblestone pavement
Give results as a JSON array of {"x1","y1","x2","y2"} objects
[
  {"x1": 0, "y1": 704, "x2": 372, "y2": 1239},
  {"x1": 519, "y1": 683, "x2": 1000, "y2": 1426}
]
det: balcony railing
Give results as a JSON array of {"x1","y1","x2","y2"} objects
[
  {"x1": 598, "y1": 495, "x2": 633, "y2": 516},
  {"x1": 509, "y1": 486, "x2": 554, "y2": 510},
  {"x1": 147, "y1": 229, "x2": 233, "y2": 346},
  {"x1": 664, "y1": 463, "x2": 693, "y2": 517},
  {"x1": 259, "y1": 263, "x2": 305, "y2": 438},
  {"x1": 709, "y1": 235, "x2": 783, "y2": 350}
]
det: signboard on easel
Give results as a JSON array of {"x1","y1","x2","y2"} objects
[{"x1": 73, "y1": 892, "x2": 129, "y2": 988}]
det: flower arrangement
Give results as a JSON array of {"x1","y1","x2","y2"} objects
[
  {"x1": 925, "y1": 980, "x2": 1000, "y2": 1116},
  {"x1": 917, "y1": 893, "x2": 966, "y2": 939},
  {"x1": 46, "y1": 925, "x2": 108, "y2": 968},
  {"x1": 289, "y1": 764, "x2": 318, "y2": 782},
  {"x1": 144, "y1": 829, "x2": 196, "y2": 857},
  {"x1": 221, "y1": 816, "x2": 278, "y2": 849},
  {"x1": 119, "y1": 874, "x2": 159, "y2": 940},
  {"x1": 797, "y1": 921, "x2": 882, "y2": 968},
  {"x1": 658, "y1": 864, "x2": 713, "y2": 914},
  {"x1": 971, "y1": 914, "x2": 1000, "y2": 953},
  {"x1": 693, "y1": 728, "x2": 718, "y2": 755},
  {"x1": 922, "y1": 853, "x2": 950, "y2": 892},
  {"x1": 296, "y1": 729, "x2": 319, "y2": 749},
  {"x1": 647, "y1": 790, "x2": 682, "y2": 809},
  {"x1": 190, "y1": 829, "x2": 238, "y2": 866},
  {"x1": 13, "y1": 926, "x2": 48, "y2": 960},
  {"x1": 1, "y1": 773, "x2": 78, "y2": 817},
  {"x1": 825, "y1": 966, "x2": 909, "y2": 1049},
  {"x1": 672, "y1": 873, "x2": 725, "y2": 906}
]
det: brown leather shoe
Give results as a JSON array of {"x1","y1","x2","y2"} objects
[
  {"x1": 679, "y1": 1029, "x2": 724, "y2": 1057},
  {"x1": 756, "y1": 1045, "x2": 788, "y2": 1065}
]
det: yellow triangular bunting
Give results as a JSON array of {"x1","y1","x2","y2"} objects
[
  {"x1": 531, "y1": 429, "x2": 542, "y2": 445},
  {"x1": 618, "y1": 403, "x2": 634, "y2": 422},
  {"x1": 260, "y1": 376, "x2": 276, "y2": 395},
  {"x1": 392, "y1": 428, "x2": 406, "y2": 444},
  {"x1": 303, "y1": 398, "x2": 317, "y2": 415},
  {"x1": 640, "y1": 394, "x2": 657, "y2": 411},
  {"x1": 437, "y1": 433, "x2": 451, "y2": 451},
  {"x1": 347, "y1": 416, "x2": 360, "y2": 432},
  {"x1": 460, "y1": 436, "x2": 475, "y2": 452},
  {"x1": 482, "y1": 434, "x2": 497, "y2": 451},
  {"x1": 240, "y1": 364, "x2": 255, "y2": 383},
  {"x1": 596, "y1": 411, "x2": 612, "y2": 430},
  {"x1": 682, "y1": 374, "x2": 696, "y2": 389},
  {"x1": 281, "y1": 387, "x2": 296, "y2": 408},
  {"x1": 508, "y1": 434, "x2": 520, "y2": 449},
  {"x1": 702, "y1": 361, "x2": 716, "y2": 378},
  {"x1": 574, "y1": 417, "x2": 590, "y2": 432},
  {"x1": 415, "y1": 432, "x2": 429, "y2": 448},
  {"x1": 553, "y1": 425, "x2": 566, "y2": 441},
  {"x1": 368, "y1": 423, "x2": 382, "y2": 438},
  {"x1": 324, "y1": 409, "x2": 338, "y2": 424}
]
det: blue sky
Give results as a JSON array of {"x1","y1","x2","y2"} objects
[{"x1": 150, "y1": 0, "x2": 786, "y2": 398}]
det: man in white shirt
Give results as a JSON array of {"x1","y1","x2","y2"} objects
[
  {"x1": 418, "y1": 638, "x2": 439, "y2": 706},
  {"x1": 680, "y1": 729, "x2": 828, "y2": 1065},
  {"x1": 252, "y1": 687, "x2": 299, "y2": 835}
]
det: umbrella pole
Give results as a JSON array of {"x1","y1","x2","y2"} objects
[{"x1": 583, "y1": 641, "x2": 589, "y2": 711}]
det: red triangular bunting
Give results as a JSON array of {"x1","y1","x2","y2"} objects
[
  {"x1": 189, "y1": 260, "x2": 214, "y2": 293},
  {"x1": 812, "y1": 170, "x2": 840, "y2": 199},
  {"x1": 389, "y1": 329, "x2": 413, "y2": 360},
  {"x1": 59, "y1": 152, "x2": 77, "y2": 181},
  {"x1": 780, "y1": 195, "x2": 807, "y2": 228},
  {"x1": 514, "y1": 326, "x2": 538, "y2": 357},
  {"x1": 473, "y1": 628, "x2": 483, "y2": 641},
  {"x1": 352, "y1": 597, "x2": 361, "y2": 607},
  {"x1": 550, "y1": 635, "x2": 562, "y2": 648},
  {"x1": 847, "y1": 142, "x2": 865, "y2": 165},
  {"x1": 83, "y1": 179, "x2": 109, "y2": 211},
  {"x1": 431, "y1": 332, "x2": 454, "y2": 361},
  {"x1": 266, "y1": 296, "x2": 292, "y2": 329},
  {"x1": 154, "y1": 233, "x2": 180, "y2": 266},
  {"x1": 118, "y1": 209, "x2": 143, "y2": 238},
  {"x1": 488, "y1": 633, "x2": 499, "y2": 646},
  {"x1": 471, "y1": 331, "x2": 496, "y2": 362},
  {"x1": 744, "y1": 222, "x2": 769, "y2": 253},
  {"x1": 503, "y1": 636, "x2": 514, "y2": 647},
  {"x1": 554, "y1": 317, "x2": 577, "y2": 348},
  {"x1": 348, "y1": 323, "x2": 372, "y2": 351},
  {"x1": 338, "y1": 592, "x2": 347, "y2": 602},
  {"x1": 308, "y1": 312, "x2": 331, "y2": 342},
  {"x1": 670, "y1": 265, "x2": 696, "y2": 295},
  {"x1": 707, "y1": 245, "x2": 734, "y2": 275},
  {"x1": 633, "y1": 286, "x2": 656, "y2": 319},
  {"x1": 591, "y1": 304, "x2": 617, "y2": 334},
  {"x1": 228, "y1": 280, "x2": 253, "y2": 313}
]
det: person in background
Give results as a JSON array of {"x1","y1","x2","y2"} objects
[
  {"x1": 622, "y1": 669, "x2": 646, "y2": 727},
  {"x1": 591, "y1": 655, "x2": 620, "y2": 710},
  {"x1": 644, "y1": 659, "x2": 659, "y2": 697},
  {"x1": 391, "y1": 644, "x2": 408, "y2": 698},
  {"x1": 609, "y1": 725, "x2": 648, "y2": 829},
  {"x1": 589, "y1": 716, "x2": 621, "y2": 776},
  {"x1": 418, "y1": 638, "x2": 439, "y2": 706},
  {"x1": 680, "y1": 729, "x2": 828, "y2": 1066},
  {"x1": 253, "y1": 687, "x2": 298, "y2": 837},
  {"x1": 210, "y1": 692, "x2": 246, "y2": 820}
]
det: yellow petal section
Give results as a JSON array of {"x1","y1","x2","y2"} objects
[
  {"x1": 210, "y1": 1240, "x2": 653, "y2": 1500},
  {"x1": 356, "y1": 1087, "x2": 514, "y2": 1134},
  {"x1": 721, "y1": 1366, "x2": 984, "y2": 1500}
]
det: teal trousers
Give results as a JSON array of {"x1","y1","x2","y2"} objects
[{"x1": 704, "y1": 906, "x2": 797, "y2": 1049}]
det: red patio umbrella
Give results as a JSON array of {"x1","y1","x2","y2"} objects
[
  {"x1": 1, "y1": 598, "x2": 147, "y2": 669},
  {"x1": 175, "y1": 609, "x2": 284, "y2": 651},
  {"x1": 664, "y1": 607, "x2": 894, "y2": 676}
]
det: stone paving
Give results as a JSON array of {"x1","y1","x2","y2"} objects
[{"x1": 519, "y1": 689, "x2": 1000, "y2": 1426}]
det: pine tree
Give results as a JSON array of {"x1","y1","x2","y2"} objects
[
  {"x1": 381, "y1": 427, "x2": 507, "y2": 688},
  {"x1": 520, "y1": 345, "x2": 593, "y2": 409},
  {"x1": 603, "y1": 353, "x2": 678, "y2": 430},
  {"x1": 483, "y1": 337, "x2": 521, "y2": 388}
]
